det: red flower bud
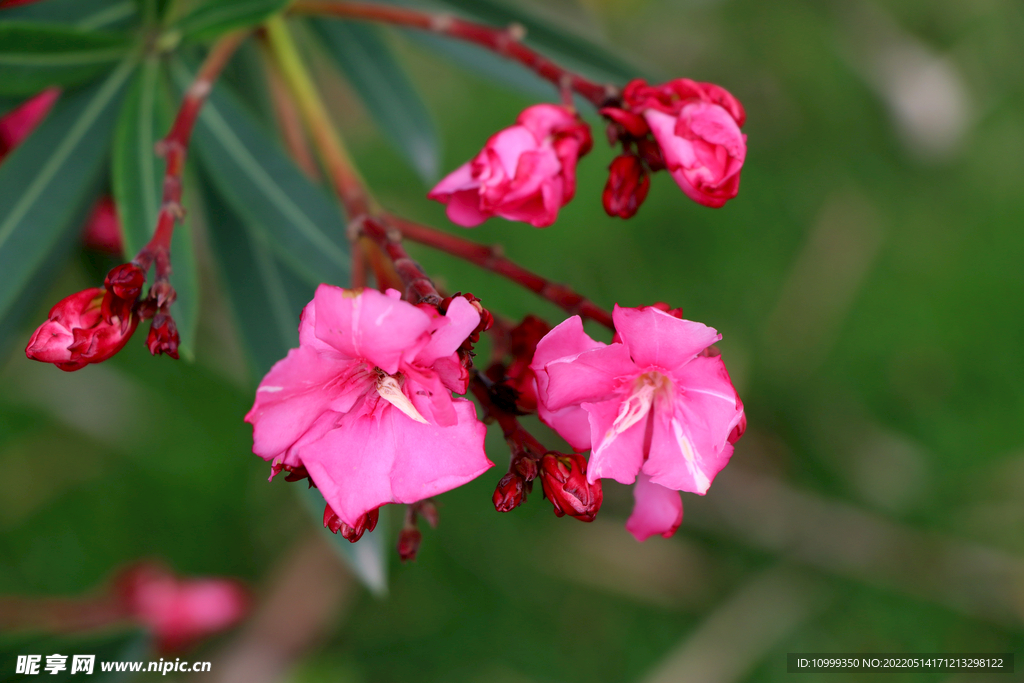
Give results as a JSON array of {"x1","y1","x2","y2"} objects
[
  {"x1": 493, "y1": 471, "x2": 526, "y2": 512},
  {"x1": 603, "y1": 154, "x2": 650, "y2": 219},
  {"x1": 397, "y1": 528, "x2": 422, "y2": 562},
  {"x1": 538, "y1": 452, "x2": 603, "y2": 522},
  {"x1": 146, "y1": 313, "x2": 180, "y2": 359},
  {"x1": 104, "y1": 263, "x2": 145, "y2": 301},
  {"x1": 324, "y1": 504, "x2": 379, "y2": 543},
  {"x1": 26, "y1": 288, "x2": 138, "y2": 371},
  {"x1": 636, "y1": 138, "x2": 665, "y2": 172}
]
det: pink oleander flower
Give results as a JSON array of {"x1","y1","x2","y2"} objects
[
  {"x1": 531, "y1": 304, "x2": 745, "y2": 540},
  {"x1": 428, "y1": 104, "x2": 592, "y2": 228},
  {"x1": 245, "y1": 286, "x2": 494, "y2": 529},
  {"x1": 0, "y1": 88, "x2": 58, "y2": 160},
  {"x1": 25, "y1": 287, "x2": 139, "y2": 371},
  {"x1": 606, "y1": 79, "x2": 746, "y2": 208},
  {"x1": 115, "y1": 563, "x2": 248, "y2": 652}
]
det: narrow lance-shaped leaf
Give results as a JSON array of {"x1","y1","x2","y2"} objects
[
  {"x1": 0, "y1": 22, "x2": 133, "y2": 96},
  {"x1": 310, "y1": 18, "x2": 439, "y2": 183},
  {"x1": 112, "y1": 57, "x2": 200, "y2": 360},
  {"x1": 425, "y1": 0, "x2": 651, "y2": 84},
  {"x1": 200, "y1": 181, "x2": 388, "y2": 593},
  {"x1": 0, "y1": 0, "x2": 137, "y2": 31},
  {"x1": 170, "y1": 59, "x2": 351, "y2": 289},
  {"x1": 173, "y1": 0, "x2": 290, "y2": 42},
  {"x1": 0, "y1": 57, "x2": 134, "y2": 331}
]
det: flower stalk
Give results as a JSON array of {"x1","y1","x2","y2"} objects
[{"x1": 290, "y1": 0, "x2": 616, "y2": 108}]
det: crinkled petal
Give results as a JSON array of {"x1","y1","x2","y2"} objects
[
  {"x1": 625, "y1": 473, "x2": 683, "y2": 541},
  {"x1": 516, "y1": 103, "x2": 578, "y2": 139},
  {"x1": 643, "y1": 357, "x2": 742, "y2": 494},
  {"x1": 313, "y1": 285, "x2": 432, "y2": 374},
  {"x1": 416, "y1": 296, "x2": 481, "y2": 366},
  {"x1": 445, "y1": 189, "x2": 490, "y2": 227},
  {"x1": 245, "y1": 346, "x2": 369, "y2": 463},
  {"x1": 613, "y1": 305, "x2": 721, "y2": 371},
  {"x1": 538, "y1": 402, "x2": 593, "y2": 452},
  {"x1": 404, "y1": 365, "x2": 458, "y2": 428},
  {"x1": 427, "y1": 161, "x2": 478, "y2": 198},
  {"x1": 542, "y1": 343, "x2": 636, "y2": 411},
  {"x1": 390, "y1": 398, "x2": 492, "y2": 503},
  {"x1": 300, "y1": 400, "x2": 490, "y2": 528},
  {"x1": 584, "y1": 398, "x2": 646, "y2": 485},
  {"x1": 297, "y1": 296, "x2": 338, "y2": 354}
]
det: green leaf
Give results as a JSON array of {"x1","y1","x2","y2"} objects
[
  {"x1": 310, "y1": 18, "x2": 439, "y2": 183},
  {"x1": 0, "y1": 94, "x2": 24, "y2": 118},
  {"x1": 426, "y1": 0, "x2": 649, "y2": 84},
  {"x1": 0, "y1": 23, "x2": 133, "y2": 96},
  {"x1": 0, "y1": 628, "x2": 149, "y2": 682},
  {"x1": 300, "y1": 482, "x2": 390, "y2": 595},
  {"x1": 200, "y1": 180, "x2": 387, "y2": 595},
  {"x1": 169, "y1": 59, "x2": 351, "y2": 289},
  {"x1": 0, "y1": 0, "x2": 137, "y2": 31},
  {"x1": 173, "y1": 0, "x2": 290, "y2": 42},
  {"x1": 0, "y1": 58, "x2": 134, "y2": 333},
  {"x1": 111, "y1": 58, "x2": 200, "y2": 360},
  {"x1": 200, "y1": 175, "x2": 309, "y2": 377}
]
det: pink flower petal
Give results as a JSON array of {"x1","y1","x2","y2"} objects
[
  {"x1": 416, "y1": 295, "x2": 481, "y2": 366},
  {"x1": 542, "y1": 343, "x2": 636, "y2": 411},
  {"x1": 625, "y1": 473, "x2": 683, "y2": 541},
  {"x1": 613, "y1": 305, "x2": 721, "y2": 371},
  {"x1": 313, "y1": 285, "x2": 432, "y2": 374},
  {"x1": 584, "y1": 398, "x2": 646, "y2": 485}
]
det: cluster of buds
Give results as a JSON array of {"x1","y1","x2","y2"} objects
[
  {"x1": 600, "y1": 79, "x2": 748, "y2": 215},
  {"x1": 324, "y1": 503, "x2": 380, "y2": 543},
  {"x1": 25, "y1": 259, "x2": 181, "y2": 371},
  {"x1": 538, "y1": 452, "x2": 603, "y2": 522}
]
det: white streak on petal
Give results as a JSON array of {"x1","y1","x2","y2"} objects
[
  {"x1": 673, "y1": 418, "x2": 711, "y2": 494},
  {"x1": 257, "y1": 386, "x2": 284, "y2": 393}
]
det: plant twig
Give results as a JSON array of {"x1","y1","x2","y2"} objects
[
  {"x1": 290, "y1": 0, "x2": 617, "y2": 108},
  {"x1": 134, "y1": 30, "x2": 249, "y2": 281},
  {"x1": 390, "y1": 215, "x2": 614, "y2": 330}
]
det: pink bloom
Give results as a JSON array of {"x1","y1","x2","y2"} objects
[
  {"x1": 25, "y1": 287, "x2": 138, "y2": 371},
  {"x1": 115, "y1": 563, "x2": 248, "y2": 652},
  {"x1": 625, "y1": 473, "x2": 683, "y2": 542},
  {"x1": 245, "y1": 286, "x2": 493, "y2": 528},
  {"x1": 610, "y1": 79, "x2": 747, "y2": 208},
  {"x1": 0, "y1": 89, "x2": 58, "y2": 160},
  {"x1": 428, "y1": 104, "x2": 592, "y2": 228},
  {"x1": 531, "y1": 305, "x2": 745, "y2": 501}
]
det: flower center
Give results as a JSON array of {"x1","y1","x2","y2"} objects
[
  {"x1": 608, "y1": 371, "x2": 671, "y2": 438},
  {"x1": 375, "y1": 369, "x2": 428, "y2": 424}
]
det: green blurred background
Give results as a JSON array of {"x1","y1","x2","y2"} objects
[{"x1": 3, "y1": 0, "x2": 1024, "y2": 681}]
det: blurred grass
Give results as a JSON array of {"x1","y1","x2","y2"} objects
[{"x1": 3, "y1": 0, "x2": 1024, "y2": 681}]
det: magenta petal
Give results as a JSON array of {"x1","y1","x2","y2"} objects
[
  {"x1": 428, "y1": 161, "x2": 478, "y2": 197},
  {"x1": 538, "y1": 402, "x2": 593, "y2": 452},
  {"x1": 542, "y1": 343, "x2": 636, "y2": 411},
  {"x1": 390, "y1": 398, "x2": 492, "y2": 503},
  {"x1": 313, "y1": 286, "x2": 432, "y2": 374},
  {"x1": 613, "y1": 305, "x2": 721, "y2": 370},
  {"x1": 299, "y1": 412, "x2": 397, "y2": 528},
  {"x1": 516, "y1": 103, "x2": 578, "y2": 139},
  {"x1": 584, "y1": 398, "x2": 646, "y2": 485},
  {"x1": 417, "y1": 296, "x2": 480, "y2": 366},
  {"x1": 446, "y1": 190, "x2": 491, "y2": 227},
  {"x1": 404, "y1": 365, "x2": 459, "y2": 428},
  {"x1": 245, "y1": 347, "x2": 368, "y2": 463},
  {"x1": 625, "y1": 473, "x2": 683, "y2": 541},
  {"x1": 297, "y1": 296, "x2": 338, "y2": 354},
  {"x1": 643, "y1": 357, "x2": 742, "y2": 494}
]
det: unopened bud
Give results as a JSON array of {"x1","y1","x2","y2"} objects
[
  {"x1": 417, "y1": 500, "x2": 439, "y2": 529},
  {"x1": 324, "y1": 504, "x2": 380, "y2": 543},
  {"x1": 104, "y1": 263, "x2": 145, "y2": 301},
  {"x1": 539, "y1": 452, "x2": 603, "y2": 522},
  {"x1": 603, "y1": 154, "x2": 650, "y2": 219},
  {"x1": 26, "y1": 288, "x2": 138, "y2": 371},
  {"x1": 636, "y1": 138, "x2": 665, "y2": 172},
  {"x1": 146, "y1": 313, "x2": 180, "y2": 359},
  {"x1": 493, "y1": 472, "x2": 525, "y2": 512},
  {"x1": 397, "y1": 528, "x2": 422, "y2": 562}
]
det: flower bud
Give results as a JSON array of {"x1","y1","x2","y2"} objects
[
  {"x1": 603, "y1": 154, "x2": 650, "y2": 219},
  {"x1": 146, "y1": 313, "x2": 180, "y2": 359},
  {"x1": 493, "y1": 471, "x2": 526, "y2": 512},
  {"x1": 397, "y1": 528, "x2": 422, "y2": 562},
  {"x1": 104, "y1": 263, "x2": 145, "y2": 301},
  {"x1": 324, "y1": 504, "x2": 379, "y2": 543},
  {"x1": 538, "y1": 452, "x2": 603, "y2": 522},
  {"x1": 26, "y1": 288, "x2": 138, "y2": 371}
]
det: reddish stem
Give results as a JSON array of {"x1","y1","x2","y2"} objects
[
  {"x1": 389, "y1": 215, "x2": 614, "y2": 330},
  {"x1": 133, "y1": 31, "x2": 249, "y2": 280},
  {"x1": 290, "y1": 0, "x2": 617, "y2": 108},
  {"x1": 354, "y1": 217, "x2": 440, "y2": 305}
]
